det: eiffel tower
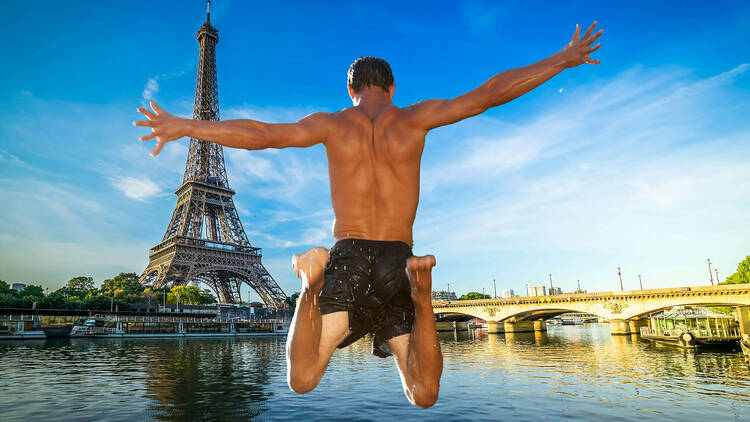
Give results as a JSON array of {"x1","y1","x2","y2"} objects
[{"x1": 139, "y1": 2, "x2": 287, "y2": 309}]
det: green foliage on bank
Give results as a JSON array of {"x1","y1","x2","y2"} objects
[
  {"x1": 459, "y1": 291, "x2": 491, "y2": 300},
  {"x1": 165, "y1": 285, "x2": 216, "y2": 305},
  {"x1": 721, "y1": 256, "x2": 750, "y2": 285},
  {"x1": 0, "y1": 273, "x2": 217, "y2": 311},
  {"x1": 285, "y1": 292, "x2": 300, "y2": 311}
]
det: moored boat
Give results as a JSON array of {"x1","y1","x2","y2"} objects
[
  {"x1": 0, "y1": 313, "x2": 46, "y2": 340},
  {"x1": 70, "y1": 315, "x2": 289, "y2": 338},
  {"x1": 639, "y1": 306, "x2": 740, "y2": 348}
]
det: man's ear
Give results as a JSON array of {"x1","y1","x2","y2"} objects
[
  {"x1": 388, "y1": 83, "x2": 395, "y2": 100},
  {"x1": 348, "y1": 84, "x2": 355, "y2": 101}
]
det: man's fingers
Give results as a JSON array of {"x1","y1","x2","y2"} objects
[
  {"x1": 582, "y1": 21, "x2": 597, "y2": 40},
  {"x1": 140, "y1": 133, "x2": 156, "y2": 142},
  {"x1": 587, "y1": 43, "x2": 602, "y2": 54},
  {"x1": 137, "y1": 107, "x2": 157, "y2": 120},
  {"x1": 588, "y1": 29, "x2": 604, "y2": 45},
  {"x1": 133, "y1": 120, "x2": 154, "y2": 127},
  {"x1": 585, "y1": 58, "x2": 601, "y2": 65},
  {"x1": 569, "y1": 24, "x2": 580, "y2": 43},
  {"x1": 150, "y1": 100, "x2": 165, "y2": 114},
  {"x1": 151, "y1": 139, "x2": 166, "y2": 156}
]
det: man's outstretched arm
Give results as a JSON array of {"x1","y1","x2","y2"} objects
[
  {"x1": 134, "y1": 102, "x2": 332, "y2": 156},
  {"x1": 406, "y1": 21, "x2": 603, "y2": 131}
]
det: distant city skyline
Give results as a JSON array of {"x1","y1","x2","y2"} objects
[{"x1": 1, "y1": 1, "x2": 748, "y2": 302}]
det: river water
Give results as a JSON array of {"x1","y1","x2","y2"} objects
[{"x1": 1, "y1": 325, "x2": 749, "y2": 421}]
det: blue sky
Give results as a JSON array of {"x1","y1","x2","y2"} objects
[{"x1": 1, "y1": 1, "x2": 748, "y2": 301}]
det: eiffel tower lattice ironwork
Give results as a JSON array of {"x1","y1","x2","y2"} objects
[{"x1": 139, "y1": 4, "x2": 287, "y2": 309}]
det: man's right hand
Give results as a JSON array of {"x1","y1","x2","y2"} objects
[
  {"x1": 134, "y1": 100, "x2": 190, "y2": 156},
  {"x1": 558, "y1": 21, "x2": 603, "y2": 68}
]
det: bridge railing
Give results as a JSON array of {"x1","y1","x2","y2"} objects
[{"x1": 433, "y1": 284, "x2": 750, "y2": 307}]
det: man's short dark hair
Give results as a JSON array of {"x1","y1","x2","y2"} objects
[{"x1": 347, "y1": 57, "x2": 394, "y2": 93}]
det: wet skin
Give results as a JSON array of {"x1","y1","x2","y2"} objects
[{"x1": 135, "y1": 22, "x2": 603, "y2": 407}]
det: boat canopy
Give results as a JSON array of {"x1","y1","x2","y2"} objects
[{"x1": 650, "y1": 306, "x2": 735, "y2": 320}]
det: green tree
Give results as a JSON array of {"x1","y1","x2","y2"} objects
[
  {"x1": 20, "y1": 285, "x2": 45, "y2": 298},
  {"x1": 0, "y1": 292, "x2": 16, "y2": 308},
  {"x1": 285, "y1": 292, "x2": 300, "y2": 310},
  {"x1": 459, "y1": 291, "x2": 491, "y2": 300},
  {"x1": 101, "y1": 273, "x2": 144, "y2": 297},
  {"x1": 722, "y1": 256, "x2": 750, "y2": 285},
  {"x1": 142, "y1": 288, "x2": 158, "y2": 309},
  {"x1": 0, "y1": 279, "x2": 10, "y2": 293},
  {"x1": 66, "y1": 276, "x2": 95, "y2": 295},
  {"x1": 198, "y1": 289, "x2": 217, "y2": 304},
  {"x1": 167, "y1": 285, "x2": 204, "y2": 305}
]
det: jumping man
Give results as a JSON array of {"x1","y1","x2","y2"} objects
[{"x1": 134, "y1": 21, "x2": 603, "y2": 408}]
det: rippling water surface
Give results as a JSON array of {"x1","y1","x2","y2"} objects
[{"x1": 1, "y1": 325, "x2": 749, "y2": 421}]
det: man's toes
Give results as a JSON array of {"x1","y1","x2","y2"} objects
[
  {"x1": 425, "y1": 255, "x2": 436, "y2": 268},
  {"x1": 406, "y1": 255, "x2": 437, "y2": 273}
]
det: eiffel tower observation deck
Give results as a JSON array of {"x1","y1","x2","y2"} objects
[{"x1": 140, "y1": 2, "x2": 287, "y2": 309}]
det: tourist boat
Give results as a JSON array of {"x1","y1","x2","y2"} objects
[
  {"x1": 639, "y1": 306, "x2": 740, "y2": 348},
  {"x1": 70, "y1": 315, "x2": 289, "y2": 338},
  {"x1": 0, "y1": 313, "x2": 46, "y2": 340}
]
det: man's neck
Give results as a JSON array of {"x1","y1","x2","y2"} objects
[{"x1": 352, "y1": 87, "x2": 392, "y2": 116}]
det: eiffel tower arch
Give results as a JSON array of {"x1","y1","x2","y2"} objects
[{"x1": 140, "y1": 3, "x2": 287, "y2": 309}]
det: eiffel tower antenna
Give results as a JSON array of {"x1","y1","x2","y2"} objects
[
  {"x1": 206, "y1": 0, "x2": 211, "y2": 24},
  {"x1": 139, "y1": 4, "x2": 287, "y2": 309}
]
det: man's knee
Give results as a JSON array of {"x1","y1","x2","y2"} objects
[
  {"x1": 287, "y1": 371, "x2": 320, "y2": 394},
  {"x1": 411, "y1": 383, "x2": 439, "y2": 408}
]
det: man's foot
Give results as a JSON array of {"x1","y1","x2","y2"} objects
[
  {"x1": 406, "y1": 255, "x2": 436, "y2": 301},
  {"x1": 292, "y1": 247, "x2": 329, "y2": 292}
]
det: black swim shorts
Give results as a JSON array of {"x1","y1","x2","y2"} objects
[{"x1": 318, "y1": 238, "x2": 415, "y2": 358}]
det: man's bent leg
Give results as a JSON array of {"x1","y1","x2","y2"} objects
[
  {"x1": 286, "y1": 247, "x2": 350, "y2": 394},
  {"x1": 388, "y1": 255, "x2": 443, "y2": 408}
]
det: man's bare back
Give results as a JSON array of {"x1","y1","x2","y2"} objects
[
  {"x1": 134, "y1": 21, "x2": 603, "y2": 408},
  {"x1": 325, "y1": 101, "x2": 424, "y2": 246}
]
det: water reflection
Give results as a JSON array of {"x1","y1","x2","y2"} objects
[
  {"x1": 0, "y1": 326, "x2": 749, "y2": 421},
  {"x1": 141, "y1": 338, "x2": 281, "y2": 420}
]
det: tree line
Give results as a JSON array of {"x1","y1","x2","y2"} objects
[
  {"x1": 721, "y1": 256, "x2": 750, "y2": 285},
  {"x1": 0, "y1": 272, "x2": 216, "y2": 311}
]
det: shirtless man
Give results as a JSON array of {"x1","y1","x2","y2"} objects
[{"x1": 134, "y1": 21, "x2": 603, "y2": 408}]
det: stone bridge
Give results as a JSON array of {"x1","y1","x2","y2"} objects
[{"x1": 432, "y1": 284, "x2": 750, "y2": 335}]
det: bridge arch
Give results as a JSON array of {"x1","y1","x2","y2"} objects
[
  {"x1": 433, "y1": 308, "x2": 487, "y2": 321},
  {"x1": 501, "y1": 307, "x2": 604, "y2": 322}
]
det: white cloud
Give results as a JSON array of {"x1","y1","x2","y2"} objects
[
  {"x1": 0, "y1": 150, "x2": 27, "y2": 167},
  {"x1": 141, "y1": 77, "x2": 159, "y2": 103},
  {"x1": 111, "y1": 176, "x2": 163, "y2": 201},
  {"x1": 413, "y1": 63, "x2": 750, "y2": 292}
]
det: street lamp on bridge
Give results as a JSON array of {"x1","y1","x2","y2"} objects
[
  {"x1": 715, "y1": 268, "x2": 721, "y2": 284},
  {"x1": 707, "y1": 258, "x2": 715, "y2": 286},
  {"x1": 639, "y1": 274, "x2": 643, "y2": 290},
  {"x1": 618, "y1": 267, "x2": 624, "y2": 291}
]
